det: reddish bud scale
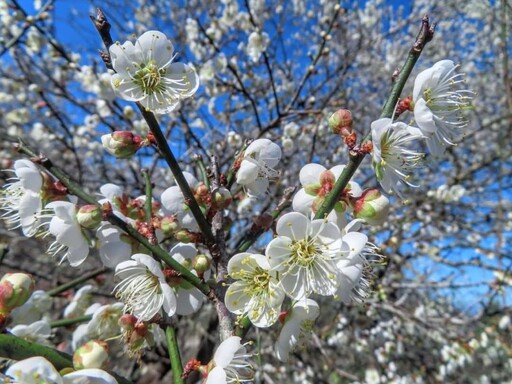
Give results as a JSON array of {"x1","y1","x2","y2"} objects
[
  {"x1": 343, "y1": 132, "x2": 357, "y2": 149},
  {"x1": 278, "y1": 310, "x2": 289, "y2": 324},
  {"x1": 395, "y1": 96, "x2": 413, "y2": 117},
  {"x1": 360, "y1": 141, "x2": 374, "y2": 155},
  {"x1": 182, "y1": 359, "x2": 202, "y2": 379}
]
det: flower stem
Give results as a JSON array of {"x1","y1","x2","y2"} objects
[
  {"x1": 165, "y1": 325, "x2": 184, "y2": 384},
  {"x1": 50, "y1": 315, "x2": 92, "y2": 328},
  {"x1": 46, "y1": 268, "x2": 106, "y2": 297},
  {"x1": 314, "y1": 15, "x2": 435, "y2": 220}
]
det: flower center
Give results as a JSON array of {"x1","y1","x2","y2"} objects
[
  {"x1": 289, "y1": 237, "x2": 321, "y2": 267},
  {"x1": 232, "y1": 266, "x2": 271, "y2": 296},
  {"x1": 133, "y1": 61, "x2": 165, "y2": 95},
  {"x1": 115, "y1": 268, "x2": 161, "y2": 316}
]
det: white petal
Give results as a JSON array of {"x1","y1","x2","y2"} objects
[
  {"x1": 299, "y1": 163, "x2": 325, "y2": 185},
  {"x1": 170, "y1": 243, "x2": 198, "y2": 261},
  {"x1": 276, "y1": 212, "x2": 309, "y2": 239},
  {"x1": 213, "y1": 336, "x2": 242, "y2": 368},
  {"x1": 342, "y1": 232, "x2": 368, "y2": 258},
  {"x1": 175, "y1": 287, "x2": 203, "y2": 316},
  {"x1": 206, "y1": 366, "x2": 227, "y2": 384},
  {"x1": 63, "y1": 369, "x2": 118, "y2": 384},
  {"x1": 246, "y1": 178, "x2": 269, "y2": 197},
  {"x1": 236, "y1": 160, "x2": 259, "y2": 185},
  {"x1": 413, "y1": 98, "x2": 437, "y2": 133},
  {"x1": 6, "y1": 356, "x2": 63, "y2": 384},
  {"x1": 161, "y1": 283, "x2": 177, "y2": 316},
  {"x1": 292, "y1": 188, "x2": 315, "y2": 214}
]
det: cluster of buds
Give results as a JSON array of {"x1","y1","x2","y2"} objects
[{"x1": 0, "y1": 273, "x2": 35, "y2": 326}]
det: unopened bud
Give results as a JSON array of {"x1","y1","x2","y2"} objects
[
  {"x1": 212, "y1": 187, "x2": 232, "y2": 209},
  {"x1": 73, "y1": 340, "x2": 109, "y2": 370},
  {"x1": 101, "y1": 131, "x2": 142, "y2": 158},
  {"x1": 329, "y1": 109, "x2": 353, "y2": 135},
  {"x1": 160, "y1": 216, "x2": 179, "y2": 235},
  {"x1": 0, "y1": 273, "x2": 35, "y2": 318},
  {"x1": 175, "y1": 230, "x2": 201, "y2": 243},
  {"x1": 193, "y1": 254, "x2": 211, "y2": 275},
  {"x1": 118, "y1": 314, "x2": 137, "y2": 331},
  {"x1": 352, "y1": 189, "x2": 390, "y2": 226},
  {"x1": 76, "y1": 205, "x2": 102, "y2": 229}
]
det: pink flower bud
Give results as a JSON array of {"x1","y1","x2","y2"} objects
[
  {"x1": 101, "y1": 131, "x2": 142, "y2": 158},
  {"x1": 328, "y1": 109, "x2": 353, "y2": 135},
  {"x1": 73, "y1": 340, "x2": 109, "y2": 370},
  {"x1": 352, "y1": 189, "x2": 390, "y2": 225},
  {"x1": 76, "y1": 205, "x2": 102, "y2": 229},
  {"x1": 0, "y1": 273, "x2": 35, "y2": 316}
]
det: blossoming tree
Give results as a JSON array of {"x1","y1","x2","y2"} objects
[{"x1": 0, "y1": 0, "x2": 510, "y2": 383}]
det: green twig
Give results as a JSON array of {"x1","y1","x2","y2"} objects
[
  {"x1": 165, "y1": 325, "x2": 184, "y2": 384},
  {"x1": 194, "y1": 155, "x2": 211, "y2": 190},
  {"x1": 49, "y1": 315, "x2": 92, "y2": 328},
  {"x1": 0, "y1": 333, "x2": 133, "y2": 384},
  {"x1": 46, "y1": 268, "x2": 106, "y2": 297}
]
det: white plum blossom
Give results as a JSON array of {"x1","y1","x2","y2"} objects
[
  {"x1": 96, "y1": 223, "x2": 132, "y2": 268},
  {"x1": 335, "y1": 220, "x2": 379, "y2": 303},
  {"x1": 206, "y1": 336, "x2": 253, "y2": 384},
  {"x1": 10, "y1": 320, "x2": 52, "y2": 345},
  {"x1": 246, "y1": 31, "x2": 269, "y2": 62},
  {"x1": 0, "y1": 159, "x2": 43, "y2": 236},
  {"x1": 292, "y1": 163, "x2": 363, "y2": 229},
  {"x1": 413, "y1": 60, "x2": 474, "y2": 158},
  {"x1": 114, "y1": 253, "x2": 177, "y2": 321},
  {"x1": 44, "y1": 201, "x2": 90, "y2": 267},
  {"x1": 371, "y1": 118, "x2": 424, "y2": 197},
  {"x1": 266, "y1": 212, "x2": 347, "y2": 298},
  {"x1": 225, "y1": 252, "x2": 285, "y2": 327},
  {"x1": 167, "y1": 243, "x2": 206, "y2": 316},
  {"x1": 63, "y1": 285, "x2": 96, "y2": 319},
  {"x1": 109, "y1": 30, "x2": 199, "y2": 114},
  {"x1": 275, "y1": 299, "x2": 320, "y2": 362},
  {"x1": 236, "y1": 138, "x2": 281, "y2": 197},
  {"x1": 160, "y1": 172, "x2": 204, "y2": 230},
  {"x1": 9, "y1": 290, "x2": 52, "y2": 326},
  {"x1": 4, "y1": 356, "x2": 118, "y2": 384}
]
